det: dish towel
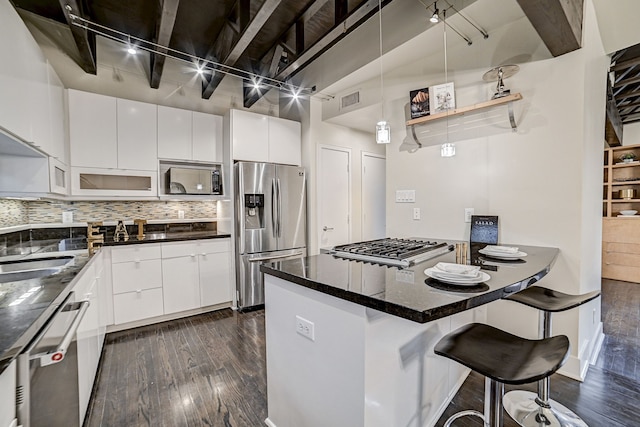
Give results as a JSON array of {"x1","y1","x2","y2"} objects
[
  {"x1": 483, "y1": 245, "x2": 518, "y2": 254},
  {"x1": 434, "y1": 262, "x2": 481, "y2": 278}
]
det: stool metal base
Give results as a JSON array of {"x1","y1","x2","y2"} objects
[{"x1": 503, "y1": 390, "x2": 588, "y2": 427}]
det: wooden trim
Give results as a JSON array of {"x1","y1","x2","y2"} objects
[{"x1": 405, "y1": 93, "x2": 523, "y2": 126}]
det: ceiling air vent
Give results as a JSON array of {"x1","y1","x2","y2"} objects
[{"x1": 341, "y1": 91, "x2": 360, "y2": 109}]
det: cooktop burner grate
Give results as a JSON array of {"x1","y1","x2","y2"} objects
[{"x1": 331, "y1": 238, "x2": 452, "y2": 267}]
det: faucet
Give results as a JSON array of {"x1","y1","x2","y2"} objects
[{"x1": 87, "y1": 221, "x2": 104, "y2": 256}]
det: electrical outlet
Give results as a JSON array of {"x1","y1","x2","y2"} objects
[
  {"x1": 464, "y1": 208, "x2": 474, "y2": 223},
  {"x1": 296, "y1": 315, "x2": 315, "y2": 341},
  {"x1": 413, "y1": 208, "x2": 421, "y2": 220}
]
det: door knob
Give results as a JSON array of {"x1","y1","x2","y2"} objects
[{"x1": 323, "y1": 226, "x2": 334, "y2": 231}]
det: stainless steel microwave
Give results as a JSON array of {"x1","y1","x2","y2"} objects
[{"x1": 167, "y1": 166, "x2": 223, "y2": 195}]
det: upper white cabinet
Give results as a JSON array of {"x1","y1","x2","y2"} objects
[
  {"x1": 269, "y1": 116, "x2": 302, "y2": 166},
  {"x1": 69, "y1": 90, "x2": 118, "y2": 169},
  {"x1": 158, "y1": 105, "x2": 192, "y2": 160},
  {"x1": 193, "y1": 111, "x2": 222, "y2": 162},
  {"x1": 45, "y1": 63, "x2": 67, "y2": 162},
  {"x1": 0, "y1": 1, "x2": 66, "y2": 159},
  {"x1": 229, "y1": 109, "x2": 301, "y2": 165},
  {"x1": 158, "y1": 106, "x2": 222, "y2": 163},
  {"x1": 117, "y1": 99, "x2": 158, "y2": 171},
  {"x1": 230, "y1": 109, "x2": 269, "y2": 162}
]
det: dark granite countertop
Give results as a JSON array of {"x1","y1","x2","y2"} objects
[
  {"x1": 0, "y1": 253, "x2": 91, "y2": 373},
  {"x1": 260, "y1": 242, "x2": 559, "y2": 323},
  {"x1": 102, "y1": 231, "x2": 231, "y2": 246}
]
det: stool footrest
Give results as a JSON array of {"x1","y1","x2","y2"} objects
[
  {"x1": 503, "y1": 390, "x2": 588, "y2": 427},
  {"x1": 444, "y1": 409, "x2": 486, "y2": 427}
]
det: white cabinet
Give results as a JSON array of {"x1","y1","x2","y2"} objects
[
  {"x1": 162, "y1": 253, "x2": 200, "y2": 314},
  {"x1": 117, "y1": 98, "x2": 158, "y2": 171},
  {"x1": 193, "y1": 111, "x2": 222, "y2": 162},
  {"x1": 229, "y1": 109, "x2": 301, "y2": 165},
  {"x1": 269, "y1": 116, "x2": 302, "y2": 165},
  {"x1": 158, "y1": 106, "x2": 222, "y2": 162},
  {"x1": 161, "y1": 240, "x2": 231, "y2": 313},
  {"x1": 158, "y1": 105, "x2": 192, "y2": 160},
  {"x1": 0, "y1": 361, "x2": 16, "y2": 427},
  {"x1": 69, "y1": 90, "x2": 118, "y2": 169},
  {"x1": 111, "y1": 244, "x2": 164, "y2": 324},
  {"x1": 45, "y1": 63, "x2": 67, "y2": 162},
  {"x1": 230, "y1": 109, "x2": 269, "y2": 162}
]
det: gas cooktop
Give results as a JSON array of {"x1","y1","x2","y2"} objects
[{"x1": 330, "y1": 238, "x2": 453, "y2": 267}]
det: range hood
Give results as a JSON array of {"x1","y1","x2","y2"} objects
[{"x1": 0, "y1": 126, "x2": 46, "y2": 158}]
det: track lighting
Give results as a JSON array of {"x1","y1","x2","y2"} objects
[{"x1": 430, "y1": 3, "x2": 440, "y2": 23}]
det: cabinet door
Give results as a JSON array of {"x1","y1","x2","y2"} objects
[
  {"x1": 46, "y1": 64, "x2": 67, "y2": 161},
  {"x1": 0, "y1": 361, "x2": 16, "y2": 427},
  {"x1": 268, "y1": 117, "x2": 301, "y2": 165},
  {"x1": 162, "y1": 255, "x2": 200, "y2": 314},
  {"x1": 69, "y1": 90, "x2": 118, "y2": 168},
  {"x1": 112, "y1": 259, "x2": 162, "y2": 294},
  {"x1": 193, "y1": 112, "x2": 222, "y2": 162},
  {"x1": 199, "y1": 251, "x2": 231, "y2": 306},
  {"x1": 231, "y1": 109, "x2": 269, "y2": 162},
  {"x1": 117, "y1": 98, "x2": 158, "y2": 171},
  {"x1": 76, "y1": 277, "x2": 99, "y2": 424},
  {"x1": 158, "y1": 105, "x2": 192, "y2": 160},
  {"x1": 113, "y1": 288, "x2": 164, "y2": 324}
]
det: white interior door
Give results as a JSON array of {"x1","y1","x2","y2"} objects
[
  {"x1": 361, "y1": 152, "x2": 386, "y2": 240},
  {"x1": 318, "y1": 145, "x2": 351, "y2": 249}
]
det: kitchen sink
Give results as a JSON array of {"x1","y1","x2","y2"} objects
[{"x1": 0, "y1": 256, "x2": 74, "y2": 283}]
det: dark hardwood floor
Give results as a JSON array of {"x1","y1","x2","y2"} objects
[
  {"x1": 86, "y1": 279, "x2": 640, "y2": 427},
  {"x1": 85, "y1": 309, "x2": 267, "y2": 427}
]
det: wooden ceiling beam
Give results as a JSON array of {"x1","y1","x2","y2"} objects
[
  {"x1": 335, "y1": 0, "x2": 348, "y2": 25},
  {"x1": 202, "y1": 0, "x2": 283, "y2": 99},
  {"x1": 613, "y1": 57, "x2": 640, "y2": 72},
  {"x1": 614, "y1": 74, "x2": 640, "y2": 88},
  {"x1": 622, "y1": 112, "x2": 640, "y2": 123},
  {"x1": 515, "y1": 0, "x2": 583, "y2": 57},
  {"x1": 617, "y1": 100, "x2": 640, "y2": 110},
  {"x1": 58, "y1": 0, "x2": 96, "y2": 74},
  {"x1": 614, "y1": 89, "x2": 640, "y2": 102},
  {"x1": 150, "y1": 0, "x2": 180, "y2": 89}
]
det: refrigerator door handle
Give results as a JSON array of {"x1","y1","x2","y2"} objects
[
  {"x1": 276, "y1": 178, "x2": 282, "y2": 238},
  {"x1": 271, "y1": 178, "x2": 277, "y2": 238},
  {"x1": 248, "y1": 250, "x2": 304, "y2": 262}
]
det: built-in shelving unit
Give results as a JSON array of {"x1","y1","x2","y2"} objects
[
  {"x1": 403, "y1": 93, "x2": 523, "y2": 149},
  {"x1": 602, "y1": 143, "x2": 640, "y2": 217}
]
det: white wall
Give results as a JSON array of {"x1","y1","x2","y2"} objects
[
  {"x1": 301, "y1": 97, "x2": 385, "y2": 255},
  {"x1": 378, "y1": 0, "x2": 607, "y2": 379},
  {"x1": 623, "y1": 122, "x2": 640, "y2": 146}
]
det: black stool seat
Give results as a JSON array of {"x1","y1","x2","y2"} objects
[
  {"x1": 505, "y1": 286, "x2": 600, "y2": 312},
  {"x1": 434, "y1": 323, "x2": 569, "y2": 385}
]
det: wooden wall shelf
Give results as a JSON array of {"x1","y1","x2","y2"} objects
[
  {"x1": 603, "y1": 143, "x2": 640, "y2": 218},
  {"x1": 405, "y1": 92, "x2": 523, "y2": 127}
]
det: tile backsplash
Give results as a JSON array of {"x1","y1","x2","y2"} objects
[{"x1": 0, "y1": 200, "x2": 217, "y2": 227}]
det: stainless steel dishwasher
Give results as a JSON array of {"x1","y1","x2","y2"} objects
[{"x1": 16, "y1": 291, "x2": 90, "y2": 427}]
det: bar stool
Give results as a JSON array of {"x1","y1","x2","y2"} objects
[
  {"x1": 503, "y1": 286, "x2": 600, "y2": 427},
  {"x1": 434, "y1": 323, "x2": 570, "y2": 427}
]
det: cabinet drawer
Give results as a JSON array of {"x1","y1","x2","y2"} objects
[
  {"x1": 161, "y1": 241, "x2": 198, "y2": 259},
  {"x1": 111, "y1": 244, "x2": 161, "y2": 263},
  {"x1": 603, "y1": 250, "x2": 640, "y2": 267},
  {"x1": 113, "y1": 288, "x2": 164, "y2": 324},
  {"x1": 602, "y1": 263, "x2": 640, "y2": 282},
  {"x1": 197, "y1": 239, "x2": 230, "y2": 254},
  {"x1": 603, "y1": 241, "x2": 640, "y2": 255},
  {"x1": 112, "y1": 259, "x2": 162, "y2": 294}
]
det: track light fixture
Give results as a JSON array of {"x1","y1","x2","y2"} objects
[
  {"x1": 64, "y1": 9, "x2": 314, "y2": 98},
  {"x1": 430, "y1": 2, "x2": 440, "y2": 23}
]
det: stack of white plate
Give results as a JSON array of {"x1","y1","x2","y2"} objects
[
  {"x1": 478, "y1": 245, "x2": 527, "y2": 260},
  {"x1": 424, "y1": 262, "x2": 490, "y2": 285}
]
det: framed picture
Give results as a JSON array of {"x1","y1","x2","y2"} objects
[
  {"x1": 429, "y1": 82, "x2": 456, "y2": 113},
  {"x1": 409, "y1": 87, "x2": 430, "y2": 119}
]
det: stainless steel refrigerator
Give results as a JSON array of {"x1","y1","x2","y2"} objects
[{"x1": 235, "y1": 161, "x2": 307, "y2": 310}]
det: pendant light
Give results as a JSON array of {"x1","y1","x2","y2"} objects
[
  {"x1": 440, "y1": 9, "x2": 455, "y2": 157},
  {"x1": 375, "y1": 0, "x2": 390, "y2": 144}
]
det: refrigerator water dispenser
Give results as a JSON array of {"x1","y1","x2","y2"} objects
[{"x1": 244, "y1": 194, "x2": 264, "y2": 229}]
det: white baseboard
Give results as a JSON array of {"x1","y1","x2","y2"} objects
[
  {"x1": 264, "y1": 417, "x2": 276, "y2": 427},
  {"x1": 557, "y1": 321, "x2": 604, "y2": 381},
  {"x1": 427, "y1": 368, "x2": 472, "y2": 426}
]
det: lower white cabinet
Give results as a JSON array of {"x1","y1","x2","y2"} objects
[
  {"x1": 0, "y1": 361, "x2": 16, "y2": 427},
  {"x1": 109, "y1": 239, "x2": 231, "y2": 326},
  {"x1": 111, "y1": 244, "x2": 163, "y2": 325}
]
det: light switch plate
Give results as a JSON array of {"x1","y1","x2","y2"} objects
[
  {"x1": 464, "y1": 208, "x2": 474, "y2": 223},
  {"x1": 395, "y1": 190, "x2": 415, "y2": 203}
]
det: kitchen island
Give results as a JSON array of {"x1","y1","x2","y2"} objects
[{"x1": 260, "y1": 243, "x2": 559, "y2": 427}]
